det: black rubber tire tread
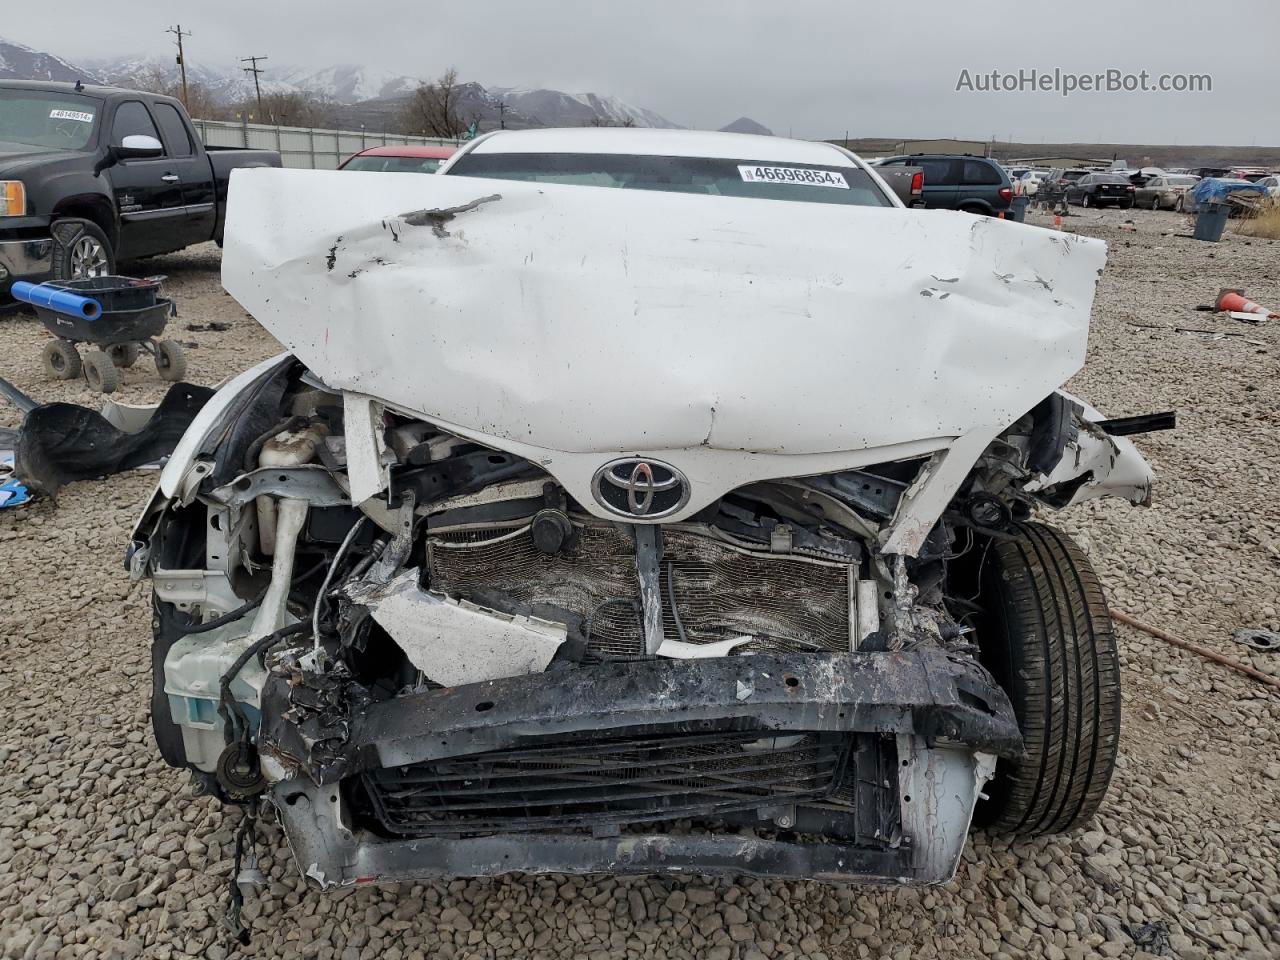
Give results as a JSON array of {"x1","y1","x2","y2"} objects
[
  {"x1": 42, "y1": 340, "x2": 82, "y2": 380},
  {"x1": 51, "y1": 218, "x2": 115, "y2": 280},
  {"x1": 108, "y1": 342, "x2": 140, "y2": 368},
  {"x1": 975, "y1": 522, "x2": 1120, "y2": 835},
  {"x1": 83, "y1": 350, "x2": 119, "y2": 393},
  {"x1": 154, "y1": 339, "x2": 187, "y2": 382}
]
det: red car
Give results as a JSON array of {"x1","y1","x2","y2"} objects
[{"x1": 338, "y1": 144, "x2": 457, "y2": 174}]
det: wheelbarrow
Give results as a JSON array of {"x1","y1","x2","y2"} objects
[{"x1": 12, "y1": 276, "x2": 187, "y2": 393}]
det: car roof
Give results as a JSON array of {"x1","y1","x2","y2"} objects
[
  {"x1": 352, "y1": 145, "x2": 458, "y2": 159},
  {"x1": 463, "y1": 127, "x2": 858, "y2": 166},
  {"x1": 0, "y1": 79, "x2": 167, "y2": 102},
  {"x1": 892, "y1": 153, "x2": 996, "y2": 162}
]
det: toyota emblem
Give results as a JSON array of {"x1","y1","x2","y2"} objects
[{"x1": 591, "y1": 457, "x2": 690, "y2": 519}]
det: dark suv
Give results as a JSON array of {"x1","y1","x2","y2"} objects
[{"x1": 876, "y1": 155, "x2": 1012, "y2": 215}]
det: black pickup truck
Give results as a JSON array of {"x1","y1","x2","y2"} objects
[{"x1": 0, "y1": 80, "x2": 280, "y2": 303}]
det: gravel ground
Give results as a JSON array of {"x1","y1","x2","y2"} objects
[{"x1": 1, "y1": 209, "x2": 1278, "y2": 960}]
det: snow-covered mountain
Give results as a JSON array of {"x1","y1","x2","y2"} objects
[
  {"x1": 82, "y1": 54, "x2": 300, "y2": 103},
  {"x1": 8, "y1": 39, "x2": 683, "y2": 129},
  {"x1": 720, "y1": 117, "x2": 773, "y2": 137},
  {"x1": 273, "y1": 64, "x2": 420, "y2": 104},
  {"x1": 490, "y1": 87, "x2": 679, "y2": 129},
  {"x1": 0, "y1": 36, "x2": 97, "y2": 82}
]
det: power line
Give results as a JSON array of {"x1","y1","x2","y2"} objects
[
  {"x1": 165, "y1": 25, "x2": 191, "y2": 108},
  {"x1": 240, "y1": 55, "x2": 268, "y2": 119}
]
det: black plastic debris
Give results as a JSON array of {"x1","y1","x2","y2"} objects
[{"x1": 13, "y1": 381, "x2": 214, "y2": 496}]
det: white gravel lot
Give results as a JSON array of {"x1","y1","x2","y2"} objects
[{"x1": 1, "y1": 207, "x2": 1278, "y2": 960}]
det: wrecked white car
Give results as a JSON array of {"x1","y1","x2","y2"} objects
[{"x1": 131, "y1": 130, "x2": 1161, "y2": 897}]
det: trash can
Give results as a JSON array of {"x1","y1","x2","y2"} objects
[
  {"x1": 1193, "y1": 202, "x2": 1230, "y2": 242},
  {"x1": 1008, "y1": 196, "x2": 1031, "y2": 223}
]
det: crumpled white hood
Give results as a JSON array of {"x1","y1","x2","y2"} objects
[{"x1": 221, "y1": 168, "x2": 1106, "y2": 518}]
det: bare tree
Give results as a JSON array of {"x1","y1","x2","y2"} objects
[
  {"x1": 236, "y1": 91, "x2": 333, "y2": 127},
  {"x1": 587, "y1": 115, "x2": 636, "y2": 128},
  {"x1": 127, "y1": 67, "x2": 230, "y2": 120},
  {"x1": 397, "y1": 68, "x2": 473, "y2": 138}
]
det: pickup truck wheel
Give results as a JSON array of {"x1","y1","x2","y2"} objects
[
  {"x1": 108, "y1": 342, "x2": 140, "y2": 368},
  {"x1": 966, "y1": 522, "x2": 1121, "y2": 836},
  {"x1": 154, "y1": 339, "x2": 188, "y2": 381},
  {"x1": 83, "y1": 350, "x2": 120, "y2": 393},
  {"x1": 52, "y1": 219, "x2": 115, "y2": 280},
  {"x1": 42, "y1": 340, "x2": 82, "y2": 380}
]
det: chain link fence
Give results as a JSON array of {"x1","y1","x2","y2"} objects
[{"x1": 190, "y1": 118, "x2": 460, "y2": 170}]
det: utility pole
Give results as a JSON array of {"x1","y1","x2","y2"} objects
[
  {"x1": 496, "y1": 99, "x2": 507, "y2": 130},
  {"x1": 166, "y1": 25, "x2": 191, "y2": 108},
  {"x1": 241, "y1": 55, "x2": 268, "y2": 119}
]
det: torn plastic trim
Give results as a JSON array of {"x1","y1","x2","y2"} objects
[
  {"x1": 160, "y1": 353, "x2": 296, "y2": 500},
  {"x1": 258, "y1": 646, "x2": 1022, "y2": 787},
  {"x1": 1025, "y1": 391, "x2": 1154, "y2": 508}
]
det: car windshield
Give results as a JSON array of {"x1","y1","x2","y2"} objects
[
  {"x1": 447, "y1": 152, "x2": 892, "y2": 206},
  {"x1": 1095, "y1": 175, "x2": 1129, "y2": 184},
  {"x1": 0, "y1": 90, "x2": 100, "y2": 151},
  {"x1": 344, "y1": 154, "x2": 444, "y2": 173},
  {"x1": 1168, "y1": 176, "x2": 1198, "y2": 186}
]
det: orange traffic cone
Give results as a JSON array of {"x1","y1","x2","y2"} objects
[{"x1": 1216, "y1": 289, "x2": 1279, "y2": 320}]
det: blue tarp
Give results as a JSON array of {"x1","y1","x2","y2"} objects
[{"x1": 1191, "y1": 178, "x2": 1269, "y2": 205}]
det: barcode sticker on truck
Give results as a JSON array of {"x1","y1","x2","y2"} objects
[
  {"x1": 49, "y1": 109, "x2": 94, "y2": 123},
  {"x1": 738, "y1": 165, "x2": 848, "y2": 189}
]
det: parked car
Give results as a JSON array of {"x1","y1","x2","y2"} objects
[
  {"x1": 135, "y1": 128, "x2": 1155, "y2": 898},
  {"x1": 1254, "y1": 175, "x2": 1280, "y2": 201},
  {"x1": 1040, "y1": 168, "x2": 1094, "y2": 205},
  {"x1": 1065, "y1": 173, "x2": 1136, "y2": 208},
  {"x1": 873, "y1": 154, "x2": 1011, "y2": 215},
  {"x1": 439, "y1": 129, "x2": 900, "y2": 208},
  {"x1": 865, "y1": 161, "x2": 926, "y2": 206},
  {"x1": 1014, "y1": 169, "x2": 1052, "y2": 197},
  {"x1": 339, "y1": 144, "x2": 457, "y2": 174},
  {"x1": 0, "y1": 80, "x2": 281, "y2": 304},
  {"x1": 1133, "y1": 174, "x2": 1200, "y2": 211},
  {"x1": 1229, "y1": 168, "x2": 1268, "y2": 183}
]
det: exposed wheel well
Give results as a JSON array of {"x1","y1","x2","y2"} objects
[{"x1": 52, "y1": 200, "x2": 118, "y2": 250}]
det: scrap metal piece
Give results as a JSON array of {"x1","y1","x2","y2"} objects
[
  {"x1": 633, "y1": 524, "x2": 665, "y2": 655},
  {"x1": 1234, "y1": 628, "x2": 1280, "y2": 653},
  {"x1": 343, "y1": 393, "x2": 390, "y2": 505},
  {"x1": 350, "y1": 568, "x2": 566, "y2": 687}
]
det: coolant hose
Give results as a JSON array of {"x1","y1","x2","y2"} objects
[{"x1": 11, "y1": 281, "x2": 102, "y2": 319}]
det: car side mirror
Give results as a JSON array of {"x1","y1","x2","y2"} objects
[{"x1": 113, "y1": 135, "x2": 164, "y2": 161}]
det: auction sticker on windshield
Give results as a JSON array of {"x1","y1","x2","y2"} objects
[
  {"x1": 738, "y1": 165, "x2": 849, "y2": 188},
  {"x1": 50, "y1": 109, "x2": 94, "y2": 123}
]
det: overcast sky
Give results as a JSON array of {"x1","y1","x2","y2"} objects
[{"x1": 7, "y1": 0, "x2": 1277, "y2": 145}]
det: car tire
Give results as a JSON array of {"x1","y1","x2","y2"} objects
[
  {"x1": 1119, "y1": 200, "x2": 1133, "y2": 210},
  {"x1": 959, "y1": 203, "x2": 987, "y2": 216},
  {"x1": 83, "y1": 350, "x2": 120, "y2": 393},
  {"x1": 42, "y1": 340, "x2": 82, "y2": 380},
  {"x1": 1081, "y1": 194, "x2": 1091, "y2": 208},
  {"x1": 154, "y1": 339, "x2": 188, "y2": 381},
  {"x1": 51, "y1": 218, "x2": 115, "y2": 281},
  {"x1": 964, "y1": 522, "x2": 1121, "y2": 836},
  {"x1": 1175, "y1": 196, "x2": 1185, "y2": 213},
  {"x1": 108, "y1": 342, "x2": 141, "y2": 368},
  {"x1": 1151, "y1": 195, "x2": 1160, "y2": 211}
]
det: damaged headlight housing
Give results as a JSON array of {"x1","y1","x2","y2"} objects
[{"x1": 0, "y1": 181, "x2": 27, "y2": 217}]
